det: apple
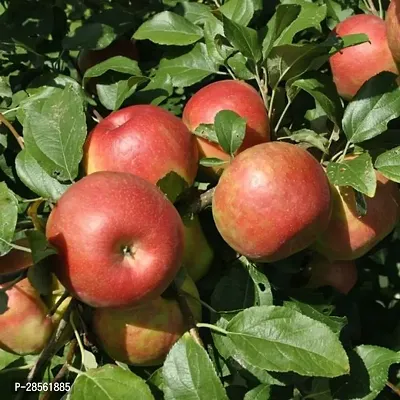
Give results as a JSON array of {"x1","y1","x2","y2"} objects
[
  {"x1": 0, "y1": 238, "x2": 33, "y2": 277},
  {"x1": 83, "y1": 104, "x2": 198, "y2": 188},
  {"x1": 329, "y1": 14, "x2": 398, "y2": 100},
  {"x1": 182, "y1": 80, "x2": 270, "y2": 173},
  {"x1": 46, "y1": 171, "x2": 185, "y2": 308},
  {"x1": 212, "y1": 142, "x2": 332, "y2": 262},
  {"x1": 182, "y1": 215, "x2": 214, "y2": 282},
  {"x1": 314, "y1": 170, "x2": 400, "y2": 260},
  {"x1": 92, "y1": 274, "x2": 202, "y2": 366},
  {"x1": 0, "y1": 278, "x2": 54, "y2": 355},
  {"x1": 77, "y1": 37, "x2": 139, "y2": 77},
  {"x1": 306, "y1": 255, "x2": 358, "y2": 294},
  {"x1": 386, "y1": 0, "x2": 400, "y2": 66}
]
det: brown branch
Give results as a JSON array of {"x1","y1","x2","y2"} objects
[
  {"x1": 0, "y1": 113, "x2": 24, "y2": 149},
  {"x1": 177, "y1": 187, "x2": 216, "y2": 217},
  {"x1": 386, "y1": 381, "x2": 400, "y2": 397},
  {"x1": 41, "y1": 339, "x2": 77, "y2": 400}
]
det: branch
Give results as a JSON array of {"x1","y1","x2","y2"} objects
[
  {"x1": 0, "y1": 113, "x2": 24, "y2": 149},
  {"x1": 177, "y1": 187, "x2": 216, "y2": 217},
  {"x1": 386, "y1": 381, "x2": 400, "y2": 397}
]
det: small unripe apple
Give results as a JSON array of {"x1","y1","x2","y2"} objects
[
  {"x1": 386, "y1": 0, "x2": 400, "y2": 65},
  {"x1": 83, "y1": 104, "x2": 198, "y2": 187},
  {"x1": 329, "y1": 14, "x2": 398, "y2": 100},
  {"x1": 314, "y1": 170, "x2": 400, "y2": 260},
  {"x1": 182, "y1": 215, "x2": 214, "y2": 282},
  {"x1": 0, "y1": 238, "x2": 33, "y2": 277},
  {"x1": 212, "y1": 142, "x2": 332, "y2": 262},
  {"x1": 306, "y1": 256, "x2": 358, "y2": 294},
  {"x1": 77, "y1": 38, "x2": 139, "y2": 77},
  {"x1": 0, "y1": 278, "x2": 54, "y2": 355},
  {"x1": 182, "y1": 80, "x2": 270, "y2": 173},
  {"x1": 92, "y1": 274, "x2": 202, "y2": 366},
  {"x1": 46, "y1": 171, "x2": 185, "y2": 308}
]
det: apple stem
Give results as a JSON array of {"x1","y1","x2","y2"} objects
[
  {"x1": 386, "y1": 381, "x2": 400, "y2": 397},
  {"x1": 92, "y1": 109, "x2": 104, "y2": 121},
  {"x1": 177, "y1": 187, "x2": 216, "y2": 218},
  {"x1": 70, "y1": 312, "x2": 86, "y2": 371},
  {"x1": 0, "y1": 112, "x2": 24, "y2": 150},
  {"x1": 196, "y1": 323, "x2": 228, "y2": 336}
]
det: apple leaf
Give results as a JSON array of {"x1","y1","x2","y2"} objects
[
  {"x1": 83, "y1": 56, "x2": 142, "y2": 80},
  {"x1": 182, "y1": 3, "x2": 215, "y2": 26},
  {"x1": 158, "y1": 43, "x2": 221, "y2": 88},
  {"x1": 326, "y1": 153, "x2": 377, "y2": 198},
  {"x1": 199, "y1": 158, "x2": 229, "y2": 167},
  {"x1": 374, "y1": 146, "x2": 400, "y2": 183},
  {"x1": 0, "y1": 182, "x2": 18, "y2": 256},
  {"x1": 22, "y1": 84, "x2": 87, "y2": 182},
  {"x1": 27, "y1": 263, "x2": 53, "y2": 296},
  {"x1": 282, "y1": 129, "x2": 329, "y2": 154},
  {"x1": 156, "y1": 171, "x2": 189, "y2": 204},
  {"x1": 330, "y1": 346, "x2": 400, "y2": 399},
  {"x1": 227, "y1": 53, "x2": 255, "y2": 80},
  {"x1": 225, "y1": 305, "x2": 350, "y2": 377},
  {"x1": 244, "y1": 384, "x2": 271, "y2": 400},
  {"x1": 133, "y1": 11, "x2": 203, "y2": 46},
  {"x1": 26, "y1": 230, "x2": 57, "y2": 265},
  {"x1": 0, "y1": 349, "x2": 21, "y2": 371},
  {"x1": 214, "y1": 110, "x2": 246, "y2": 156},
  {"x1": 222, "y1": 17, "x2": 262, "y2": 62},
  {"x1": 193, "y1": 123, "x2": 219, "y2": 143},
  {"x1": 163, "y1": 333, "x2": 229, "y2": 400},
  {"x1": 15, "y1": 150, "x2": 70, "y2": 202},
  {"x1": 69, "y1": 364, "x2": 154, "y2": 400},
  {"x1": 220, "y1": 0, "x2": 254, "y2": 27},
  {"x1": 343, "y1": 72, "x2": 400, "y2": 144}
]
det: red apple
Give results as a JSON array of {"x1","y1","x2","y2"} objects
[
  {"x1": 92, "y1": 274, "x2": 202, "y2": 366},
  {"x1": 182, "y1": 80, "x2": 270, "y2": 173},
  {"x1": 0, "y1": 278, "x2": 54, "y2": 355},
  {"x1": 212, "y1": 142, "x2": 332, "y2": 262},
  {"x1": 83, "y1": 105, "x2": 198, "y2": 188},
  {"x1": 329, "y1": 14, "x2": 398, "y2": 100},
  {"x1": 386, "y1": 0, "x2": 400, "y2": 65},
  {"x1": 314, "y1": 170, "x2": 400, "y2": 260},
  {"x1": 0, "y1": 238, "x2": 33, "y2": 277},
  {"x1": 77, "y1": 38, "x2": 139, "y2": 77},
  {"x1": 306, "y1": 256, "x2": 358, "y2": 294},
  {"x1": 46, "y1": 171, "x2": 185, "y2": 308}
]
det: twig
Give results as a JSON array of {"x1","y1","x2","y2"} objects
[
  {"x1": 386, "y1": 381, "x2": 400, "y2": 397},
  {"x1": 177, "y1": 187, "x2": 216, "y2": 217},
  {"x1": 41, "y1": 339, "x2": 77, "y2": 400},
  {"x1": 255, "y1": 65, "x2": 269, "y2": 111},
  {"x1": 181, "y1": 289, "x2": 219, "y2": 315},
  {"x1": 0, "y1": 113, "x2": 24, "y2": 149},
  {"x1": 274, "y1": 99, "x2": 292, "y2": 134},
  {"x1": 15, "y1": 299, "x2": 77, "y2": 400},
  {"x1": 213, "y1": 0, "x2": 221, "y2": 7},
  {"x1": 174, "y1": 281, "x2": 204, "y2": 347},
  {"x1": 92, "y1": 110, "x2": 103, "y2": 122}
]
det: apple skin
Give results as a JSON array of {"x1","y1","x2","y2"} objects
[
  {"x1": 0, "y1": 278, "x2": 54, "y2": 355},
  {"x1": 386, "y1": 0, "x2": 400, "y2": 65},
  {"x1": 92, "y1": 274, "x2": 202, "y2": 366},
  {"x1": 77, "y1": 38, "x2": 139, "y2": 77},
  {"x1": 306, "y1": 256, "x2": 357, "y2": 294},
  {"x1": 329, "y1": 14, "x2": 398, "y2": 100},
  {"x1": 46, "y1": 171, "x2": 185, "y2": 308},
  {"x1": 182, "y1": 215, "x2": 214, "y2": 282},
  {"x1": 212, "y1": 142, "x2": 332, "y2": 262},
  {"x1": 314, "y1": 171, "x2": 400, "y2": 261},
  {"x1": 182, "y1": 80, "x2": 270, "y2": 173},
  {"x1": 0, "y1": 238, "x2": 33, "y2": 277},
  {"x1": 83, "y1": 104, "x2": 199, "y2": 187}
]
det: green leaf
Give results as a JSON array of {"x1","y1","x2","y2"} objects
[
  {"x1": 133, "y1": 11, "x2": 203, "y2": 46},
  {"x1": 214, "y1": 110, "x2": 246, "y2": 156},
  {"x1": 15, "y1": 150, "x2": 70, "y2": 202},
  {"x1": 199, "y1": 158, "x2": 229, "y2": 167},
  {"x1": 163, "y1": 333, "x2": 228, "y2": 400},
  {"x1": 27, "y1": 262, "x2": 54, "y2": 296},
  {"x1": 69, "y1": 364, "x2": 154, "y2": 400},
  {"x1": 283, "y1": 129, "x2": 329, "y2": 154},
  {"x1": 220, "y1": 0, "x2": 254, "y2": 27},
  {"x1": 193, "y1": 123, "x2": 219, "y2": 143},
  {"x1": 289, "y1": 72, "x2": 343, "y2": 126},
  {"x1": 26, "y1": 230, "x2": 57, "y2": 265},
  {"x1": 156, "y1": 171, "x2": 189, "y2": 203},
  {"x1": 375, "y1": 146, "x2": 400, "y2": 183},
  {"x1": 158, "y1": 43, "x2": 221, "y2": 87},
  {"x1": 63, "y1": 23, "x2": 117, "y2": 50},
  {"x1": 23, "y1": 85, "x2": 87, "y2": 182},
  {"x1": 183, "y1": 3, "x2": 215, "y2": 26},
  {"x1": 0, "y1": 349, "x2": 21, "y2": 371},
  {"x1": 0, "y1": 183, "x2": 18, "y2": 256},
  {"x1": 330, "y1": 33, "x2": 370, "y2": 55},
  {"x1": 342, "y1": 72, "x2": 400, "y2": 144},
  {"x1": 225, "y1": 305, "x2": 350, "y2": 377},
  {"x1": 244, "y1": 384, "x2": 271, "y2": 400},
  {"x1": 227, "y1": 53, "x2": 255, "y2": 80},
  {"x1": 223, "y1": 16, "x2": 262, "y2": 62},
  {"x1": 136, "y1": 72, "x2": 173, "y2": 106},
  {"x1": 327, "y1": 153, "x2": 377, "y2": 197},
  {"x1": 83, "y1": 56, "x2": 142, "y2": 80}
]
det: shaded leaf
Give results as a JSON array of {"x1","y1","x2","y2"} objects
[
  {"x1": 0, "y1": 183, "x2": 18, "y2": 256},
  {"x1": 375, "y1": 146, "x2": 400, "y2": 183},
  {"x1": 214, "y1": 110, "x2": 246, "y2": 156}
]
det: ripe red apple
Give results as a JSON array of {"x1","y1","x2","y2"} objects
[
  {"x1": 386, "y1": 0, "x2": 400, "y2": 65},
  {"x1": 46, "y1": 171, "x2": 185, "y2": 308},
  {"x1": 0, "y1": 238, "x2": 33, "y2": 277},
  {"x1": 77, "y1": 38, "x2": 139, "y2": 77},
  {"x1": 314, "y1": 170, "x2": 400, "y2": 260},
  {"x1": 83, "y1": 104, "x2": 198, "y2": 188},
  {"x1": 182, "y1": 215, "x2": 214, "y2": 282},
  {"x1": 212, "y1": 142, "x2": 332, "y2": 262},
  {"x1": 182, "y1": 80, "x2": 270, "y2": 173},
  {"x1": 329, "y1": 14, "x2": 398, "y2": 100},
  {"x1": 92, "y1": 274, "x2": 202, "y2": 366},
  {"x1": 306, "y1": 256, "x2": 358, "y2": 294},
  {"x1": 0, "y1": 278, "x2": 54, "y2": 355}
]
